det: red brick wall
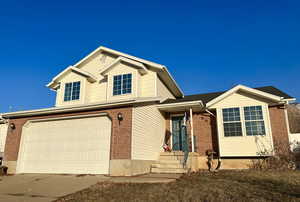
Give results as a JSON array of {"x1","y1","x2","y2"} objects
[
  {"x1": 4, "y1": 107, "x2": 132, "y2": 161},
  {"x1": 193, "y1": 112, "x2": 218, "y2": 156},
  {"x1": 268, "y1": 105, "x2": 289, "y2": 147}
]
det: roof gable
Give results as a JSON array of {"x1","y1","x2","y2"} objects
[
  {"x1": 100, "y1": 56, "x2": 148, "y2": 76},
  {"x1": 47, "y1": 66, "x2": 97, "y2": 90}
]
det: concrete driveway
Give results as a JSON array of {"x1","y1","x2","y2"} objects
[
  {"x1": 0, "y1": 174, "x2": 109, "y2": 202},
  {"x1": 0, "y1": 173, "x2": 181, "y2": 202}
]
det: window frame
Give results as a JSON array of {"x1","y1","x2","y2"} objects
[
  {"x1": 221, "y1": 105, "x2": 267, "y2": 138},
  {"x1": 63, "y1": 81, "x2": 81, "y2": 102},
  {"x1": 112, "y1": 73, "x2": 132, "y2": 96},
  {"x1": 244, "y1": 106, "x2": 266, "y2": 136},
  {"x1": 222, "y1": 107, "x2": 243, "y2": 137}
]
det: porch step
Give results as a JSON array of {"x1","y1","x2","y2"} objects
[
  {"x1": 159, "y1": 152, "x2": 185, "y2": 161},
  {"x1": 151, "y1": 167, "x2": 187, "y2": 174},
  {"x1": 152, "y1": 163, "x2": 184, "y2": 169}
]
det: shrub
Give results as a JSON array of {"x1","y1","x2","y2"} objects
[{"x1": 250, "y1": 139, "x2": 297, "y2": 170}]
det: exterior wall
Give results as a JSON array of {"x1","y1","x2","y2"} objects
[
  {"x1": 54, "y1": 52, "x2": 161, "y2": 107},
  {"x1": 140, "y1": 71, "x2": 156, "y2": 98},
  {"x1": 106, "y1": 62, "x2": 139, "y2": 101},
  {"x1": 3, "y1": 107, "x2": 132, "y2": 174},
  {"x1": 0, "y1": 123, "x2": 8, "y2": 157},
  {"x1": 193, "y1": 112, "x2": 219, "y2": 156},
  {"x1": 55, "y1": 72, "x2": 87, "y2": 106},
  {"x1": 77, "y1": 52, "x2": 117, "y2": 76},
  {"x1": 269, "y1": 105, "x2": 290, "y2": 148},
  {"x1": 156, "y1": 76, "x2": 175, "y2": 100},
  {"x1": 131, "y1": 104, "x2": 165, "y2": 160},
  {"x1": 210, "y1": 92, "x2": 274, "y2": 157}
]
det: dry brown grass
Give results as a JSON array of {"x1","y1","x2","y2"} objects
[{"x1": 55, "y1": 170, "x2": 300, "y2": 202}]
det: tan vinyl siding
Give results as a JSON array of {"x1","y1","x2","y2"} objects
[
  {"x1": 0, "y1": 123, "x2": 8, "y2": 155},
  {"x1": 140, "y1": 71, "x2": 156, "y2": 98},
  {"x1": 156, "y1": 76, "x2": 175, "y2": 100},
  {"x1": 132, "y1": 105, "x2": 165, "y2": 160},
  {"x1": 77, "y1": 52, "x2": 116, "y2": 76},
  {"x1": 55, "y1": 72, "x2": 87, "y2": 107},
  {"x1": 211, "y1": 92, "x2": 274, "y2": 157}
]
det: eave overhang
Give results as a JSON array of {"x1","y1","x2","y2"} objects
[{"x1": 157, "y1": 100, "x2": 204, "y2": 112}]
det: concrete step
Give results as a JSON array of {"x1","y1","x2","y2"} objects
[
  {"x1": 160, "y1": 151, "x2": 184, "y2": 156},
  {"x1": 152, "y1": 163, "x2": 184, "y2": 169},
  {"x1": 157, "y1": 159, "x2": 183, "y2": 164},
  {"x1": 159, "y1": 155, "x2": 185, "y2": 161},
  {"x1": 151, "y1": 167, "x2": 187, "y2": 174}
]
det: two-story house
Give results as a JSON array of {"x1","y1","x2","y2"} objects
[{"x1": 0, "y1": 46, "x2": 295, "y2": 175}]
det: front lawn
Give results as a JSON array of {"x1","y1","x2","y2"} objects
[{"x1": 56, "y1": 170, "x2": 300, "y2": 202}]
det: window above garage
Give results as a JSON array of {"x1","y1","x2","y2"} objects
[{"x1": 64, "y1": 81, "x2": 81, "y2": 101}]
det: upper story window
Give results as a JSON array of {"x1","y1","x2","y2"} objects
[
  {"x1": 113, "y1": 74, "x2": 132, "y2": 96},
  {"x1": 64, "y1": 81, "x2": 81, "y2": 101},
  {"x1": 222, "y1": 105, "x2": 266, "y2": 137},
  {"x1": 222, "y1": 108, "x2": 243, "y2": 137}
]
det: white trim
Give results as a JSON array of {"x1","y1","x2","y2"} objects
[
  {"x1": 2, "y1": 97, "x2": 160, "y2": 118},
  {"x1": 284, "y1": 106, "x2": 291, "y2": 143},
  {"x1": 189, "y1": 108, "x2": 195, "y2": 152},
  {"x1": 206, "y1": 85, "x2": 282, "y2": 108},
  {"x1": 100, "y1": 57, "x2": 148, "y2": 76},
  {"x1": 47, "y1": 66, "x2": 97, "y2": 89},
  {"x1": 157, "y1": 100, "x2": 204, "y2": 109},
  {"x1": 23, "y1": 113, "x2": 108, "y2": 128}
]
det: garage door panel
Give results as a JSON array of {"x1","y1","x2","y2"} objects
[{"x1": 17, "y1": 116, "x2": 111, "y2": 174}]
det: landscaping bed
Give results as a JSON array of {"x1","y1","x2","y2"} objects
[{"x1": 56, "y1": 170, "x2": 300, "y2": 202}]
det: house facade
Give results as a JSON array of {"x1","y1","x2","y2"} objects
[{"x1": 0, "y1": 46, "x2": 295, "y2": 175}]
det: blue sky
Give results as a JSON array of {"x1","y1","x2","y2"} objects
[{"x1": 0, "y1": 0, "x2": 299, "y2": 113}]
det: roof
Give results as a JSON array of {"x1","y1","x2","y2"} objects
[
  {"x1": 162, "y1": 86, "x2": 294, "y2": 105},
  {"x1": 47, "y1": 66, "x2": 97, "y2": 89},
  {"x1": 2, "y1": 97, "x2": 161, "y2": 119}
]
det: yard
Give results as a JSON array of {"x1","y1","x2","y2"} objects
[{"x1": 56, "y1": 170, "x2": 300, "y2": 202}]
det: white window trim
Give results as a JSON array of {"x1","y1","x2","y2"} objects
[
  {"x1": 112, "y1": 73, "x2": 132, "y2": 96},
  {"x1": 63, "y1": 81, "x2": 81, "y2": 102},
  {"x1": 221, "y1": 105, "x2": 267, "y2": 138}
]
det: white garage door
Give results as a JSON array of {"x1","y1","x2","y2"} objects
[{"x1": 17, "y1": 114, "x2": 111, "y2": 174}]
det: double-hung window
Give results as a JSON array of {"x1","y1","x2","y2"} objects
[
  {"x1": 222, "y1": 105, "x2": 266, "y2": 137},
  {"x1": 222, "y1": 108, "x2": 243, "y2": 137},
  {"x1": 244, "y1": 106, "x2": 265, "y2": 136},
  {"x1": 64, "y1": 81, "x2": 81, "y2": 101},
  {"x1": 113, "y1": 74, "x2": 132, "y2": 96}
]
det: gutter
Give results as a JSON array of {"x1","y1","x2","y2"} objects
[
  {"x1": 157, "y1": 100, "x2": 204, "y2": 109},
  {"x1": 2, "y1": 97, "x2": 160, "y2": 119}
]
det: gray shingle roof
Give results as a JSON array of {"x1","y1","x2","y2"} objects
[{"x1": 162, "y1": 86, "x2": 294, "y2": 105}]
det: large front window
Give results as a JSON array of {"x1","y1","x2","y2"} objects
[
  {"x1": 222, "y1": 106, "x2": 266, "y2": 137},
  {"x1": 64, "y1": 81, "x2": 81, "y2": 101},
  {"x1": 244, "y1": 106, "x2": 265, "y2": 136},
  {"x1": 113, "y1": 74, "x2": 132, "y2": 96},
  {"x1": 222, "y1": 108, "x2": 243, "y2": 137}
]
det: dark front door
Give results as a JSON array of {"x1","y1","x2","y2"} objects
[{"x1": 172, "y1": 116, "x2": 188, "y2": 151}]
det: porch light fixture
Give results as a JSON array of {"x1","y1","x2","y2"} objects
[
  {"x1": 9, "y1": 123, "x2": 16, "y2": 130},
  {"x1": 117, "y1": 112, "x2": 123, "y2": 121}
]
